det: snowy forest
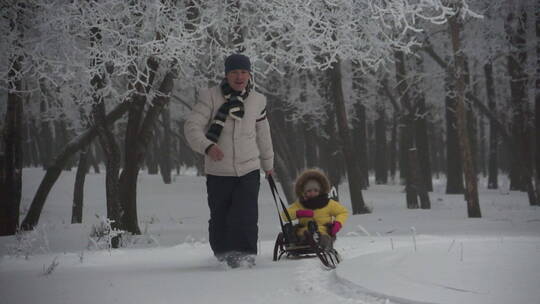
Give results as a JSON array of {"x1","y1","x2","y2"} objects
[
  {"x1": 1, "y1": 0, "x2": 539, "y2": 240},
  {"x1": 1, "y1": 1, "x2": 540, "y2": 303}
]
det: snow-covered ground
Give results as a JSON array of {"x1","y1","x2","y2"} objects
[{"x1": 1, "y1": 168, "x2": 539, "y2": 304}]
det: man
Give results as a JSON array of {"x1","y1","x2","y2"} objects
[{"x1": 184, "y1": 54, "x2": 274, "y2": 267}]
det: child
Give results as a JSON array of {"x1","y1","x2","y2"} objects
[{"x1": 283, "y1": 169, "x2": 349, "y2": 249}]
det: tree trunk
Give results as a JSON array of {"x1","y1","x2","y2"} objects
[
  {"x1": 159, "y1": 105, "x2": 172, "y2": 184},
  {"x1": 55, "y1": 117, "x2": 74, "y2": 170},
  {"x1": 28, "y1": 118, "x2": 42, "y2": 167},
  {"x1": 415, "y1": 95, "x2": 433, "y2": 192},
  {"x1": 0, "y1": 54, "x2": 24, "y2": 236},
  {"x1": 413, "y1": 55, "x2": 433, "y2": 191},
  {"x1": 38, "y1": 98, "x2": 53, "y2": 169},
  {"x1": 445, "y1": 75, "x2": 464, "y2": 194},
  {"x1": 408, "y1": 148, "x2": 431, "y2": 209},
  {"x1": 380, "y1": 77, "x2": 399, "y2": 183},
  {"x1": 124, "y1": 64, "x2": 177, "y2": 234},
  {"x1": 90, "y1": 25, "x2": 123, "y2": 247},
  {"x1": 479, "y1": 116, "x2": 487, "y2": 178},
  {"x1": 21, "y1": 102, "x2": 129, "y2": 230},
  {"x1": 353, "y1": 102, "x2": 369, "y2": 188},
  {"x1": 506, "y1": 9, "x2": 530, "y2": 192},
  {"x1": 389, "y1": 111, "x2": 398, "y2": 182},
  {"x1": 484, "y1": 62, "x2": 499, "y2": 189},
  {"x1": 329, "y1": 59, "x2": 369, "y2": 214},
  {"x1": 394, "y1": 50, "x2": 429, "y2": 208},
  {"x1": 146, "y1": 135, "x2": 159, "y2": 174},
  {"x1": 93, "y1": 100, "x2": 123, "y2": 248},
  {"x1": 534, "y1": 2, "x2": 540, "y2": 204},
  {"x1": 71, "y1": 149, "x2": 89, "y2": 224},
  {"x1": 449, "y1": 7, "x2": 481, "y2": 218},
  {"x1": 374, "y1": 103, "x2": 388, "y2": 184},
  {"x1": 351, "y1": 64, "x2": 369, "y2": 188}
]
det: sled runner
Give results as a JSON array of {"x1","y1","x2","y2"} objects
[{"x1": 268, "y1": 176, "x2": 341, "y2": 269}]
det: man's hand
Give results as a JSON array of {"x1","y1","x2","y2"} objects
[
  {"x1": 207, "y1": 144, "x2": 224, "y2": 161},
  {"x1": 265, "y1": 169, "x2": 274, "y2": 177}
]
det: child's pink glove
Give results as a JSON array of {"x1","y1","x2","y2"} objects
[
  {"x1": 330, "y1": 221, "x2": 342, "y2": 236},
  {"x1": 296, "y1": 210, "x2": 314, "y2": 218}
]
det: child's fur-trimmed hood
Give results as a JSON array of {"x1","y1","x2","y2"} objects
[{"x1": 294, "y1": 169, "x2": 331, "y2": 198}]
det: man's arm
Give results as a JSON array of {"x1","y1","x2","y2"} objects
[
  {"x1": 184, "y1": 88, "x2": 215, "y2": 155},
  {"x1": 255, "y1": 98, "x2": 274, "y2": 173}
]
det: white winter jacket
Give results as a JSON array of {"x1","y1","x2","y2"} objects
[{"x1": 184, "y1": 86, "x2": 274, "y2": 176}]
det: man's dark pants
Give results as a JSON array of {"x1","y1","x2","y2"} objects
[{"x1": 206, "y1": 170, "x2": 260, "y2": 257}]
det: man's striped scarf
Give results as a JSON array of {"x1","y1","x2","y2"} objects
[{"x1": 205, "y1": 79, "x2": 252, "y2": 143}]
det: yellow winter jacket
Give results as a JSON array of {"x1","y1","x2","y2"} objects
[{"x1": 282, "y1": 199, "x2": 349, "y2": 236}]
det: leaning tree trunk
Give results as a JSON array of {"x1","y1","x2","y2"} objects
[
  {"x1": 329, "y1": 59, "x2": 369, "y2": 214},
  {"x1": 0, "y1": 53, "x2": 24, "y2": 236},
  {"x1": 21, "y1": 102, "x2": 129, "y2": 230},
  {"x1": 449, "y1": 6, "x2": 481, "y2": 218}
]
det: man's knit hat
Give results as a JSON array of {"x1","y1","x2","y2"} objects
[{"x1": 225, "y1": 54, "x2": 251, "y2": 74}]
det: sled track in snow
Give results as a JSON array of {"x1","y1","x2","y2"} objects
[
  {"x1": 330, "y1": 271, "x2": 439, "y2": 304},
  {"x1": 292, "y1": 259, "x2": 438, "y2": 304}
]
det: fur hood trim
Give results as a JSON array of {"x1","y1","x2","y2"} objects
[{"x1": 294, "y1": 169, "x2": 331, "y2": 198}]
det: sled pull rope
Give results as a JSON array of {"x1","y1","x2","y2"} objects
[{"x1": 268, "y1": 175, "x2": 294, "y2": 229}]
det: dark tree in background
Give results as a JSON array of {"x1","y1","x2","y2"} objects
[
  {"x1": 72, "y1": 148, "x2": 89, "y2": 224},
  {"x1": 448, "y1": 5, "x2": 481, "y2": 218},
  {"x1": 90, "y1": 25, "x2": 123, "y2": 248},
  {"x1": 329, "y1": 59, "x2": 369, "y2": 214},
  {"x1": 484, "y1": 62, "x2": 499, "y2": 189},
  {"x1": 394, "y1": 50, "x2": 430, "y2": 209},
  {"x1": 0, "y1": 3, "x2": 24, "y2": 236},
  {"x1": 535, "y1": 1, "x2": 540, "y2": 202},
  {"x1": 505, "y1": 8, "x2": 537, "y2": 205},
  {"x1": 374, "y1": 101, "x2": 388, "y2": 184}
]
